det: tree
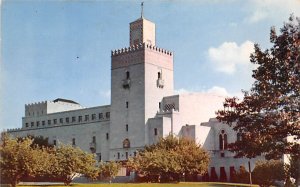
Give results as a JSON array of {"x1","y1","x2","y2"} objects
[
  {"x1": 252, "y1": 160, "x2": 285, "y2": 187},
  {"x1": 127, "y1": 135, "x2": 210, "y2": 182},
  {"x1": 0, "y1": 135, "x2": 50, "y2": 187},
  {"x1": 98, "y1": 161, "x2": 121, "y2": 183},
  {"x1": 216, "y1": 16, "x2": 299, "y2": 160},
  {"x1": 48, "y1": 144, "x2": 98, "y2": 185}
]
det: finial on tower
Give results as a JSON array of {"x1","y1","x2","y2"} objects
[{"x1": 141, "y1": 2, "x2": 144, "y2": 18}]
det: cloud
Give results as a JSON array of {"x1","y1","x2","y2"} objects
[
  {"x1": 208, "y1": 40, "x2": 254, "y2": 74},
  {"x1": 246, "y1": 0, "x2": 300, "y2": 23},
  {"x1": 175, "y1": 86, "x2": 243, "y2": 99}
]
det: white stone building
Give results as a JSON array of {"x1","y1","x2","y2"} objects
[{"x1": 7, "y1": 14, "x2": 263, "y2": 182}]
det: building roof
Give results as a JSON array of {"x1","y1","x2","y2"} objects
[{"x1": 53, "y1": 98, "x2": 79, "y2": 105}]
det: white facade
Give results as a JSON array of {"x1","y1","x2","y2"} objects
[{"x1": 7, "y1": 15, "x2": 265, "y2": 182}]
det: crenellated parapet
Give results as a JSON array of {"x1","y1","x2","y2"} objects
[
  {"x1": 111, "y1": 43, "x2": 172, "y2": 57},
  {"x1": 25, "y1": 101, "x2": 47, "y2": 107},
  {"x1": 7, "y1": 128, "x2": 22, "y2": 132}
]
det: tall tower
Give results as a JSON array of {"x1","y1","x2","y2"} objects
[{"x1": 109, "y1": 14, "x2": 174, "y2": 160}]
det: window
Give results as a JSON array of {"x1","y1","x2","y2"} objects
[
  {"x1": 85, "y1": 115, "x2": 89, "y2": 121},
  {"x1": 126, "y1": 124, "x2": 128, "y2": 132},
  {"x1": 66, "y1": 117, "x2": 69, "y2": 123},
  {"x1": 123, "y1": 139, "x2": 130, "y2": 148},
  {"x1": 106, "y1": 133, "x2": 109, "y2": 140},
  {"x1": 59, "y1": 118, "x2": 63, "y2": 123},
  {"x1": 78, "y1": 116, "x2": 82, "y2": 122},
  {"x1": 92, "y1": 136, "x2": 96, "y2": 143},
  {"x1": 219, "y1": 130, "x2": 228, "y2": 150},
  {"x1": 98, "y1": 153, "x2": 102, "y2": 162},
  {"x1": 134, "y1": 151, "x2": 137, "y2": 157},
  {"x1": 48, "y1": 120, "x2": 51, "y2": 125},
  {"x1": 72, "y1": 138, "x2": 76, "y2": 146},
  {"x1": 158, "y1": 72, "x2": 161, "y2": 79},
  {"x1": 72, "y1": 116, "x2": 76, "y2": 122},
  {"x1": 25, "y1": 123, "x2": 29, "y2": 127},
  {"x1": 154, "y1": 128, "x2": 158, "y2": 136},
  {"x1": 99, "y1": 113, "x2": 103, "y2": 119},
  {"x1": 42, "y1": 121, "x2": 45, "y2": 126},
  {"x1": 106, "y1": 112, "x2": 110, "y2": 119},
  {"x1": 220, "y1": 152, "x2": 225, "y2": 157},
  {"x1": 126, "y1": 71, "x2": 130, "y2": 79},
  {"x1": 53, "y1": 119, "x2": 57, "y2": 125},
  {"x1": 237, "y1": 132, "x2": 242, "y2": 141},
  {"x1": 159, "y1": 102, "x2": 161, "y2": 109},
  {"x1": 92, "y1": 114, "x2": 96, "y2": 120},
  {"x1": 125, "y1": 152, "x2": 128, "y2": 159},
  {"x1": 126, "y1": 101, "x2": 129, "y2": 108},
  {"x1": 53, "y1": 140, "x2": 57, "y2": 146},
  {"x1": 117, "y1": 152, "x2": 120, "y2": 159},
  {"x1": 31, "y1": 122, "x2": 34, "y2": 127},
  {"x1": 36, "y1": 121, "x2": 40, "y2": 127}
]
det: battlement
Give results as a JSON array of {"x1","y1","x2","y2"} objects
[
  {"x1": 7, "y1": 128, "x2": 22, "y2": 132},
  {"x1": 25, "y1": 101, "x2": 47, "y2": 107},
  {"x1": 111, "y1": 43, "x2": 173, "y2": 57}
]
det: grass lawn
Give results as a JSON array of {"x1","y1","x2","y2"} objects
[{"x1": 17, "y1": 182, "x2": 259, "y2": 187}]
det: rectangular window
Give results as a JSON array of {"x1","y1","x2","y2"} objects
[
  {"x1": 59, "y1": 118, "x2": 63, "y2": 123},
  {"x1": 126, "y1": 124, "x2": 128, "y2": 132},
  {"x1": 31, "y1": 122, "x2": 34, "y2": 127},
  {"x1": 159, "y1": 102, "x2": 161, "y2": 109},
  {"x1": 25, "y1": 123, "x2": 29, "y2": 127},
  {"x1": 134, "y1": 151, "x2": 137, "y2": 157},
  {"x1": 53, "y1": 119, "x2": 57, "y2": 124},
  {"x1": 117, "y1": 152, "x2": 120, "y2": 159},
  {"x1": 36, "y1": 121, "x2": 40, "y2": 127},
  {"x1": 106, "y1": 133, "x2": 109, "y2": 140},
  {"x1": 126, "y1": 101, "x2": 129, "y2": 108},
  {"x1": 42, "y1": 121, "x2": 45, "y2": 126},
  {"x1": 106, "y1": 112, "x2": 110, "y2": 119},
  {"x1": 48, "y1": 120, "x2": 51, "y2": 125},
  {"x1": 98, "y1": 153, "x2": 102, "y2": 162},
  {"x1": 72, "y1": 116, "x2": 76, "y2": 122},
  {"x1": 78, "y1": 116, "x2": 82, "y2": 122},
  {"x1": 92, "y1": 136, "x2": 96, "y2": 143},
  {"x1": 53, "y1": 140, "x2": 57, "y2": 146},
  {"x1": 92, "y1": 114, "x2": 96, "y2": 120},
  {"x1": 154, "y1": 128, "x2": 158, "y2": 136},
  {"x1": 72, "y1": 138, "x2": 76, "y2": 146},
  {"x1": 125, "y1": 152, "x2": 128, "y2": 159},
  {"x1": 85, "y1": 115, "x2": 89, "y2": 121},
  {"x1": 66, "y1": 117, "x2": 69, "y2": 123},
  {"x1": 99, "y1": 113, "x2": 103, "y2": 119}
]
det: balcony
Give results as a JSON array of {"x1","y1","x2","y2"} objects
[
  {"x1": 89, "y1": 142, "x2": 96, "y2": 153},
  {"x1": 157, "y1": 79, "x2": 164, "y2": 88},
  {"x1": 122, "y1": 79, "x2": 131, "y2": 89}
]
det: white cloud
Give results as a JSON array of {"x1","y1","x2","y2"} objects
[
  {"x1": 246, "y1": 0, "x2": 300, "y2": 23},
  {"x1": 175, "y1": 86, "x2": 243, "y2": 99},
  {"x1": 208, "y1": 40, "x2": 254, "y2": 74}
]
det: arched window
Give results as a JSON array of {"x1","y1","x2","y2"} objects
[
  {"x1": 123, "y1": 138, "x2": 130, "y2": 148},
  {"x1": 219, "y1": 130, "x2": 228, "y2": 150}
]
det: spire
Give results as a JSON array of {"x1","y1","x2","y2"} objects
[{"x1": 141, "y1": 2, "x2": 144, "y2": 18}]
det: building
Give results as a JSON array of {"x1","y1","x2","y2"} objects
[{"x1": 7, "y1": 13, "x2": 263, "y2": 182}]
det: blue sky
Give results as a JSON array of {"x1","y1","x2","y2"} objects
[{"x1": 1, "y1": 0, "x2": 299, "y2": 131}]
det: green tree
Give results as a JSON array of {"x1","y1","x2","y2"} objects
[
  {"x1": 127, "y1": 135, "x2": 210, "y2": 182},
  {"x1": 0, "y1": 135, "x2": 50, "y2": 187},
  {"x1": 216, "y1": 15, "x2": 300, "y2": 183},
  {"x1": 252, "y1": 160, "x2": 285, "y2": 187},
  {"x1": 98, "y1": 161, "x2": 121, "y2": 183},
  {"x1": 48, "y1": 144, "x2": 98, "y2": 185}
]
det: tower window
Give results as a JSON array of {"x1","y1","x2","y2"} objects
[
  {"x1": 25, "y1": 123, "x2": 29, "y2": 127},
  {"x1": 99, "y1": 153, "x2": 102, "y2": 161},
  {"x1": 72, "y1": 138, "x2": 76, "y2": 146},
  {"x1": 219, "y1": 130, "x2": 228, "y2": 150},
  {"x1": 126, "y1": 71, "x2": 130, "y2": 79},
  {"x1": 159, "y1": 102, "x2": 161, "y2": 109},
  {"x1": 92, "y1": 136, "x2": 96, "y2": 143},
  {"x1": 158, "y1": 72, "x2": 161, "y2": 79},
  {"x1": 126, "y1": 124, "x2": 128, "y2": 132},
  {"x1": 126, "y1": 101, "x2": 129, "y2": 108},
  {"x1": 154, "y1": 128, "x2": 158, "y2": 136},
  {"x1": 53, "y1": 140, "x2": 57, "y2": 146},
  {"x1": 125, "y1": 152, "x2": 128, "y2": 159},
  {"x1": 117, "y1": 152, "x2": 120, "y2": 159},
  {"x1": 106, "y1": 133, "x2": 109, "y2": 140}
]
